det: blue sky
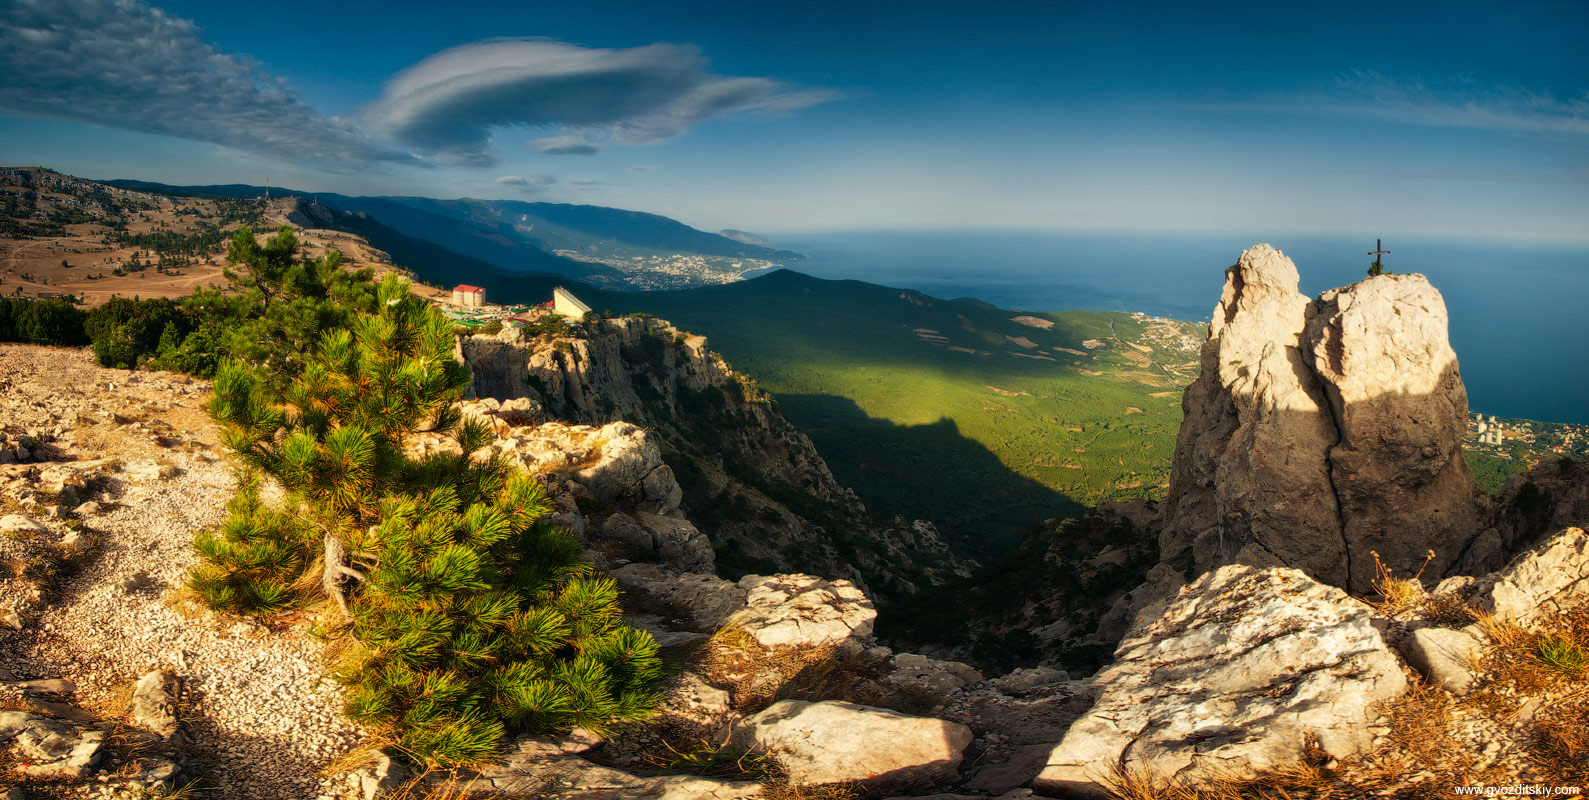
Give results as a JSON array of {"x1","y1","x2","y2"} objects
[{"x1": 2, "y1": 0, "x2": 1586, "y2": 240}]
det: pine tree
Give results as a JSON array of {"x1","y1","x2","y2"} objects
[{"x1": 191, "y1": 275, "x2": 661, "y2": 767}]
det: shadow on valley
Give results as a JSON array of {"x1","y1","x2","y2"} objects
[{"x1": 778, "y1": 393, "x2": 1085, "y2": 559}]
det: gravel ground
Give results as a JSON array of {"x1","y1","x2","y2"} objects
[{"x1": 1, "y1": 344, "x2": 365, "y2": 799}]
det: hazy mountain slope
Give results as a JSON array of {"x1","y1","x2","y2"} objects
[
  {"x1": 284, "y1": 201, "x2": 598, "y2": 302},
  {"x1": 389, "y1": 197, "x2": 804, "y2": 261},
  {"x1": 593, "y1": 269, "x2": 1206, "y2": 556},
  {"x1": 103, "y1": 178, "x2": 798, "y2": 289}
]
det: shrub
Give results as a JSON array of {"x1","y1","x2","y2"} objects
[
  {"x1": 0, "y1": 296, "x2": 89, "y2": 346},
  {"x1": 192, "y1": 275, "x2": 660, "y2": 767}
]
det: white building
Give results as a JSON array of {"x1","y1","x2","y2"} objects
[
  {"x1": 552, "y1": 286, "x2": 592, "y2": 318},
  {"x1": 452, "y1": 284, "x2": 484, "y2": 307}
]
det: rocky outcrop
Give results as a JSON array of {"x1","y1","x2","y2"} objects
[
  {"x1": 418, "y1": 735, "x2": 762, "y2": 799},
  {"x1": 611, "y1": 564, "x2": 876, "y2": 648},
  {"x1": 728, "y1": 700, "x2": 973, "y2": 790},
  {"x1": 1158, "y1": 244, "x2": 1486, "y2": 594},
  {"x1": 1468, "y1": 456, "x2": 1589, "y2": 570},
  {"x1": 1034, "y1": 565, "x2": 1407, "y2": 797},
  {"x1": 0, "y1": 710, "x2": 105, "y2": 779},
  {"x1": 1305, "y1": 273, "x2": 1487, "y2": 590},
  {"x1": 460, "y1": 314, "x2": 969, "y2": 594},
  {"x1": 1471, "y1": 526, "x2": 1589, "y2": 627}
]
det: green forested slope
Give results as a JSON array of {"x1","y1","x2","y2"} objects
[{"x1": 593, "y1": 270, "x2": 1205, "y2": 555}]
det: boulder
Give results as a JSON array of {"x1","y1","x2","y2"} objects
[
  {"x1": 730, "y1": 573, "x2": 875, "y2": 648},
  {"x1": 1398, "y1": 627, "x2": 1481, "y2": 694},
  {"x1": 884, "y1": 653, "x2": 984, "y2": 700},
  {"x1": 612, "y1": 566, "x2": 875, "y2": 649},
  {"x1": 635, "y1": 511, "x2": 714, "y2": 572},
  {"x1": 729, "y1": 700, "x2": 972, "y2": 789},
  {"x1": 1035, "y1": 565, "x2": 1407, "y2": 797},
  {"x1": 610, "y1": 564, "x2": 748, "y2": 631},
  {"x1": 1472, "y1": 527, "x2": 1589, "y2": 628},
  {"x1": 128, "y1": 669, "x2": 181, "y2": 739},
  {"x1": 446, "y1": 734, "x2": 761, "y2": 799}
]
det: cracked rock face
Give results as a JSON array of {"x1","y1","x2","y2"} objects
[
  {"x1": 1034, "y1": 565, "x2": 1407, "y2": 797},
  {"x1": 1158, "y1": 244, "x2": 1486, "y2": 594}
]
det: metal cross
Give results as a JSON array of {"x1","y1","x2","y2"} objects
[{"x1": 1368, "y1": 239, "x2": 1389, "y2": 266}]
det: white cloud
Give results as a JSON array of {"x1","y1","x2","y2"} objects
[
  {"x1": 0, "y1": 0, "x2": 405, "y2": 169},
  {"x1": 364, "y1": 38, "x2": 839, "y2": 166},
  {"x1": 529, "y1": 135, "x2": 601, "y2": 156}
]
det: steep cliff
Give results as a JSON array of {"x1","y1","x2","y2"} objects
[
  {"x1": 460, "y1": 314, "x2": 969, "y2": 594},
  {"x1": 1157, "y1": 244, "x2": 1488, "y2": 594}
]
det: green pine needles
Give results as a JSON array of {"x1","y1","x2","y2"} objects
[{"x1": 189, "y1": 274, "x2": 662, "y2": 767}]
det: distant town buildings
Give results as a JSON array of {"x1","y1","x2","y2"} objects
[
  {"x1": 1473, "y1": 413, "x2": 1505, "y2": 446},
  {"x1": 451, "y1": 284, "x2": 485, "y2": 307},
  {"x1": 552, "y1": 286, "x2": 592, "y2": 318}
]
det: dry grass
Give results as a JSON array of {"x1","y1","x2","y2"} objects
[
  {"x1": 1367, "y1": 549, "x2": 1436, "y2": 616},
  {"x1": 1102, "y1": 759, "x2": 1333, "y2": 800}
]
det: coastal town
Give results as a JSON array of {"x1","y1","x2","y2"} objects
[{"x1": 1465, "y1": 411, "x2": 1589, "y2": 461}]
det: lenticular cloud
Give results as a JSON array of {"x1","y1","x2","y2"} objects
[
  {"x1": 364, "y1": 38, "x2": 837, "y2": 167},
  {"x1": 0, "y1": 0, "x2": 405, "y2": 169}
]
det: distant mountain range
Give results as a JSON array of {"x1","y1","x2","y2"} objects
[{"x1": 103, "y1": 179, "x2": 802, "y2": 290}]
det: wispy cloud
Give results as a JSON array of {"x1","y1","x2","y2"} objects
[
  {"x1": 529, "y1": 135, "x2": 601, "y2": 156},
  {"x1": 495, "y1": 174, "x2": 557, "y2": 191},
  {"x1": 1193, "y1": 71, "x2": 1589, "y2": 138},
  {"x1": 0, "y1": 0, "x2": 405, "y2": 169},
  {"x1": 364, "y1": 38, "x2": 839, "y2": 167}
]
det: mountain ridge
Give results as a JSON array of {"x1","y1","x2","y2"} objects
[{"x1": 101, "y1": 177, "x2": 801, "y2": 289}]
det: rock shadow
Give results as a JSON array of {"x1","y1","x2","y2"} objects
[{"x1": 776, "y1": 393, "x2": 1085, "y2": 559}]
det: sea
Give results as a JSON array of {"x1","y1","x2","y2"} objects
[{"x1": 747, "y1": 230, "x2": 1589, "y2": 426}]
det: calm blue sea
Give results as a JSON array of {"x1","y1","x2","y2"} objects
[{"x1": 751, "y1": 230, "x2": 1589, "y2": 425}]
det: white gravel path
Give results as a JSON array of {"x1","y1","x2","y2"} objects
[{"x1": 1, "y1": 345, "x2": 366, "y2": 799}]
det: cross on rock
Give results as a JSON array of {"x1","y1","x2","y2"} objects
[{"x1": 1367, "y1": 238, "x2": 1389, "y2": 276}]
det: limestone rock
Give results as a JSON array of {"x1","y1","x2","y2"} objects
[
  {"x1": 1472, "y1": 527, "x2": 1589, "y2": 628},
  {"x1": 0, "y1": 712, "x2": 103, "y2": 780},
  {"x1": 662, "y1": 671, "x2": 732, "y2": 723},
  {"x1": 355, "y1": 753, "x2": 412, "y2": 800},
  {"x1": 447, "y1": 734, "x2": 761, "y2": 798},
  {"x1": 613, "y1": 565, "x2": 875, "y2": 648},
  {"x1": 1304, "y1": 273, "x2": 1486, "y2": 590},
  {"x1": 730, "y1": 573, "x2": 876, "y2": 648},
  {"x1": 610, "y1": 564, "x2": 748, "y2": 631},
  {"x1": 1487, "y1": 456, "x2": 1589, "y2": 563},
  {"x1": 128, "y1": 669, "x2": 181, "y2": 739},
  {"x1": 987, "y1": 667, "x2": 1068, "y2": 695},
  {"x1": 1035, "y1": 565, "x2": 1407, "y2": 797},
  {"x1": 0, "y1": 514, "x2": 47, "y2": 537},
  {"x1": 1157, "y1": 244, "x2": 1348, "y2": 586},
  {"x1": 634, "y1": 511, "x2": 714, "y2": 573},
  {"x1": 729, "y1": 700, "x2": 972, "y2": 790},
  {"x1": 884, "y1": 653, "x2": 983, "y2": 700},
  {"x1": 1399, "y1": 627, "x2": 1480, "y2": 694},
  {"x1": 573, "y1": 422, "x2": 683, "y2": 516},
  {"x1": 1157, "y1": 245, "x2": 1485, "y2": 594}
]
